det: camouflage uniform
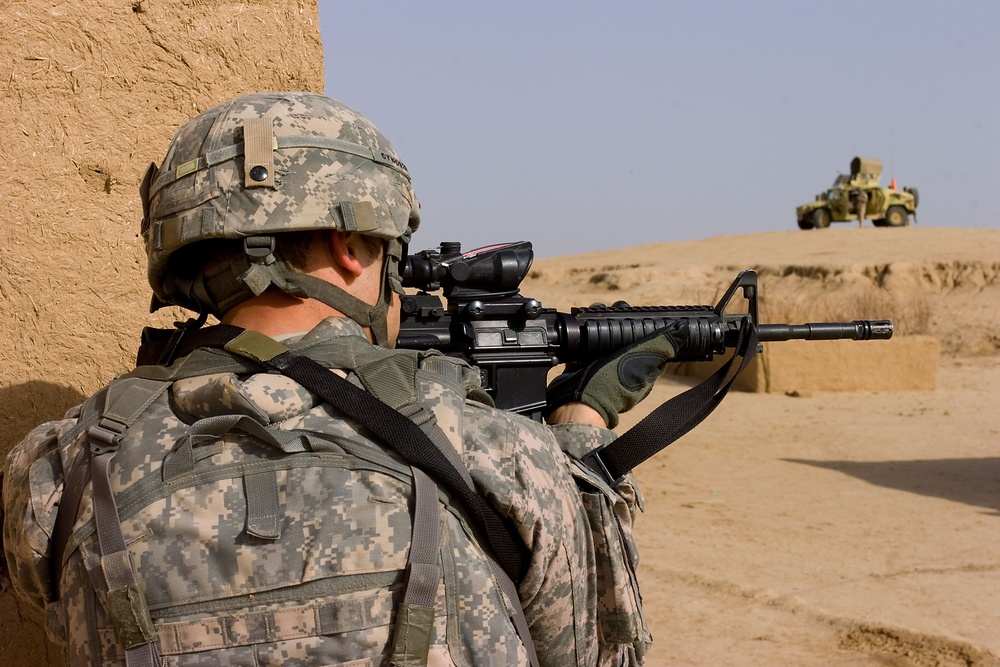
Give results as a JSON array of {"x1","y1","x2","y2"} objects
[
  {"x1": 3, "y1": 317, "x2": 650, "y2": 666},
  {"x1": 854, "y1": 189, "x2": 868, "y2": 227}
]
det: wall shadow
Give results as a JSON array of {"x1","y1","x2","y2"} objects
[
  {"x1": 783, "y1": 457, "x2": 1000, "y2": 516},
  {"x1": 0, "y1": 381, "x2": 87, "y2": 457},
  {"x1": 0, "y1": 381, "x2": 86, "y2": 667}
]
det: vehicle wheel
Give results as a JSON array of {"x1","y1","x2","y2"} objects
[
  {"x1": 810, "y1": 208, "x2": 831, "y2": 229},
  {"x1": 872, "y1": 218, "x2": 888, "y2": 227},
  {"x1": 797, "y1": 217, "x2": 814, "y2": 230},
  {"x1": 884, "y1": 205, "x2": 909, "y2": 227},
  {"x1": 904, "y1": 187, "x2": 919, "y2": 208}
]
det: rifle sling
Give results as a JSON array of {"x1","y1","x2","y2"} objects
[
  {"x1": 137, "y1": 320, "x2": 760, "y2": 497},
  {"x1": 136, "y1": 324, "x2": 528, "y2": 585},
  {"x1": 258, "y1": 350, "x2": 529, "y2": 584},
  {"x1": 583, "y1": 318, "x2": 760, "y2": 485}
]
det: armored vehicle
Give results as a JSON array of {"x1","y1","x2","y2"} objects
[{"x1": 796, "y1": 156, "x2": 918, "y2": 229}]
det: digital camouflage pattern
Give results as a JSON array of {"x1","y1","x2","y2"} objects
[
  {"x1": 142, "y1": 92, "x2": 420, "y2": 315},
  {"x1": 3, "y1": 317, "x2": 650, "y2": 666}
]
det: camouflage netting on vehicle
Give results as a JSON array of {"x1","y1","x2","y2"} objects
[{"x1": 850, "y1": 156, "x2": 882, "y2": 177}]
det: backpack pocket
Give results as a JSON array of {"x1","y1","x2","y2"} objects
[{"x1": 569, "y1": 459, "x2": 650, "y2": 664}]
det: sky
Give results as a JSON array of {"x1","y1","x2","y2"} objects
[{"x1": 319, "y1": 1, "x2": 999, "y2": 258}]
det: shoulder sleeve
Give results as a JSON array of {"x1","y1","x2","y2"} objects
[
  {"x1": 545, "y1": 422, "x2": 616, "y2": 459},
  {"x1": 460, "y1": 404, "x2": 608, "y2": 664},
  {"x1": 464, "y1": 408, "x2": 651, "y2": 663},
  {"x1": 2, "y1": 419, "x2": 68, "y2": 612}
]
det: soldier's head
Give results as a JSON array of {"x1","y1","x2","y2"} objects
[{"x1": 140, "y1": 92, "x2": 420, "y2": 346}]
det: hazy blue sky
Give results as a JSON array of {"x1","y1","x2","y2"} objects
[{"x1": 319, "y1": 2, "x2": 998, "y2": 258}]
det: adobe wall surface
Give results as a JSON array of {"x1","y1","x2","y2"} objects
[{"x1": 0, "y1": 2, "x2": 322, "y2": 664}]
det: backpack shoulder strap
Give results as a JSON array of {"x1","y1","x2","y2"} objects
[
  {"x1": 366, "y1": 355, "x2": 538, "y2": 667},
  {"x1": 388, "y1": 465, "x2": 441, "y2": 667},
  {"x1": 582, "y1": 318, "x2": 759, "y2": 485},
  {"x1": 50, "y1": 375, "x2": 172, "y2": 594},
  {"x1": 50, "y1": 387, "x2": 107, "y2": 596},
  {"x1": 223, "y1": 329, "x2": 529, "y2": 584},
  {"x1": 54, "y1": 376, "x2": 170, "y2": 665}
]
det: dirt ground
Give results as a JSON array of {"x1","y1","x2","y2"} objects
[
  {"x1": 524, "y1": 227, "x2": 1000, "y2": 666},
  {"x1": 624, "y1": 356, "x2": 1000, "y2": 667},
  {"x1": 2, "y1": 2, "x2": 998, "y2": 664}
]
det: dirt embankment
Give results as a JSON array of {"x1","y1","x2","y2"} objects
[
  {"x1": 525, "y1": 228, "x2": 1000, "y2": 358},
  {"x1": 2, "y1": 2, "x2": 998, "y2": 665},
  {"x1": 526, "y1": 227, "x2": 1000, "y2": 667}
]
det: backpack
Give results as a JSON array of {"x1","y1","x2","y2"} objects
[
  {"x1": 46, "y1": 334, "x2": 539, "y2": 666},
  {"x1": 28, "y1": 326, "x2": 649, "y2": 666}
]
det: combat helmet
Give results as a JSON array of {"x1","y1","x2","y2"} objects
[{"x1": 140, "y1": 92, "x2": 420, "y2": 345}]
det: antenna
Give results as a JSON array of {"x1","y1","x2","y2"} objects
[{"x1": 889, "y1": 128, "x2": 895, "y2": 185}]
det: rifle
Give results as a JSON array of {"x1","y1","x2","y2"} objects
[{"x1": 398, "y1": 241, "x2": 893, "y2": 422}]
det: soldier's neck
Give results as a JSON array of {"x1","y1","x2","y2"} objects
[{"x1": 223, "y1": 290, "x2": 350, "y2": 339}]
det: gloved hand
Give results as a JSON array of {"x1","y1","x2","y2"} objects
[{"x1": 545, "y1": 319, "x2": 690, "y2": 428}]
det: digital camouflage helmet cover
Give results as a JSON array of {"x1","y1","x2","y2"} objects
[{"x1": 140, "y1": 92, "x2": 420, "y2": 345}]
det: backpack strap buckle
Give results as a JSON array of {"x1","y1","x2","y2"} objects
[{"x1": 88, "y1": 417, "x2": 128, "y2": 455}]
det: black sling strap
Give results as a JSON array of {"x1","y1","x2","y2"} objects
[
  {"x1": 50, "y1": 388, "x2": 107, "y2": 596},
  {"x1": 582, "y1": 318, "x2": 760, "y2": 485},
  {"x1": 138, "y1": 318, "x2": 761, "y2": 487},
  {"x1": 138, "y1": 323, "x2": 243, "y2": 367},
  {"x1": 179, "y1": 327, "x2": 531, "y2": 585},
  {"x1": 139, "y1": 318, "x2": 759, "y2": 582}
]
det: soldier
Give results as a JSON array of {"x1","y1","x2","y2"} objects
[
  {"x1": 854, "y1": 189, "x2": 869, "y2": 228},
  {"x1": 3, "y1": 92, "x2": 689, "y2": 666}
]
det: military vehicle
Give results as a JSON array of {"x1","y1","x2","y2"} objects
[{"x1": 796, "y1": 156, "x2": 918, "y2": 229}]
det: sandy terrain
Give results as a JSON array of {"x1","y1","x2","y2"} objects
[
  {"x1": 523, "y1": 227, "x2": 1000, "y2": 666},
  {"x1": 2, "y1": 3, "x2": 998, "y2": 665}
]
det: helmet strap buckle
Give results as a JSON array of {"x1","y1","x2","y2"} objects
[
  {"x1": 239, "y1": 236, "x2": 280, "y2": 296},
  {"x1": 243, "y1": 236, "x2": 276, "y2": 265}
]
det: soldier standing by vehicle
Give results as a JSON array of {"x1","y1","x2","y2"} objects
[
  {"x1": 854, "y1": 189, "x2": 869, "y2": 227},
  {"x1": 3, "y1": 92, "x2": 689, "y2": 666}
]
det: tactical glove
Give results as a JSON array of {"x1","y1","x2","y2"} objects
[{"x1": 545, "y1": 319, "x2": 690, "y2": 428}]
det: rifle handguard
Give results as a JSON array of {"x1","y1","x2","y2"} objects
[{"x1": 544, "y1": 321, "x2": 690, "y2": 429}]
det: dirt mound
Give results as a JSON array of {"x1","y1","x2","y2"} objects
[
  {"x1": 525, "y1": 228, "x2": 1000, "y2": 357},
  {"x1": 525, "y1": 229, "x2": 1000, "y2": 664},
  {"x1": 650, "y1": 569, "x2": 999, "y2": 667},
  {"x1": 3, "y1": 4, "x2": 999, "y2": 664},
  {"x1": 0, "y1": 2, "x2": 322, "y2": 664},
  {"x1": 840, "y1": 624, "x2": 998, "y2": 667}
]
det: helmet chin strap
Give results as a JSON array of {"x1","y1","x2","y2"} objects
[
  {"x1": 282, "y1": 271, "x2": 393, "y2": 346},
  {"x1": 239, "y1": 235, "x2": 399, "y2": 347},
  {"x1": 188, "y1": 234, "x2": 401, "y2": 346}
]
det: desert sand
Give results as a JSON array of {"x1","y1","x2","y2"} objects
[
  {"x1": 521, "y1": 226, "x2": 1000, "y2": 666},
  {"x1": 1, "y1": 2, "x2": 998, "y2": 665}
]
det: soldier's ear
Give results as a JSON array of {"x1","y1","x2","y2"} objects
[{"x1": 329, "y1": 231, "x2": 365, "y2": 278}]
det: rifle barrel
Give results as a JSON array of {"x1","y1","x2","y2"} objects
[{"x1": 757, "y1": 320, "x2": 893, "y2": 342}]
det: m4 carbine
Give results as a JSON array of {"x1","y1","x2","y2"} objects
[{"x1": 398, "y1": 241, "x2": 893, "y2": 422}]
